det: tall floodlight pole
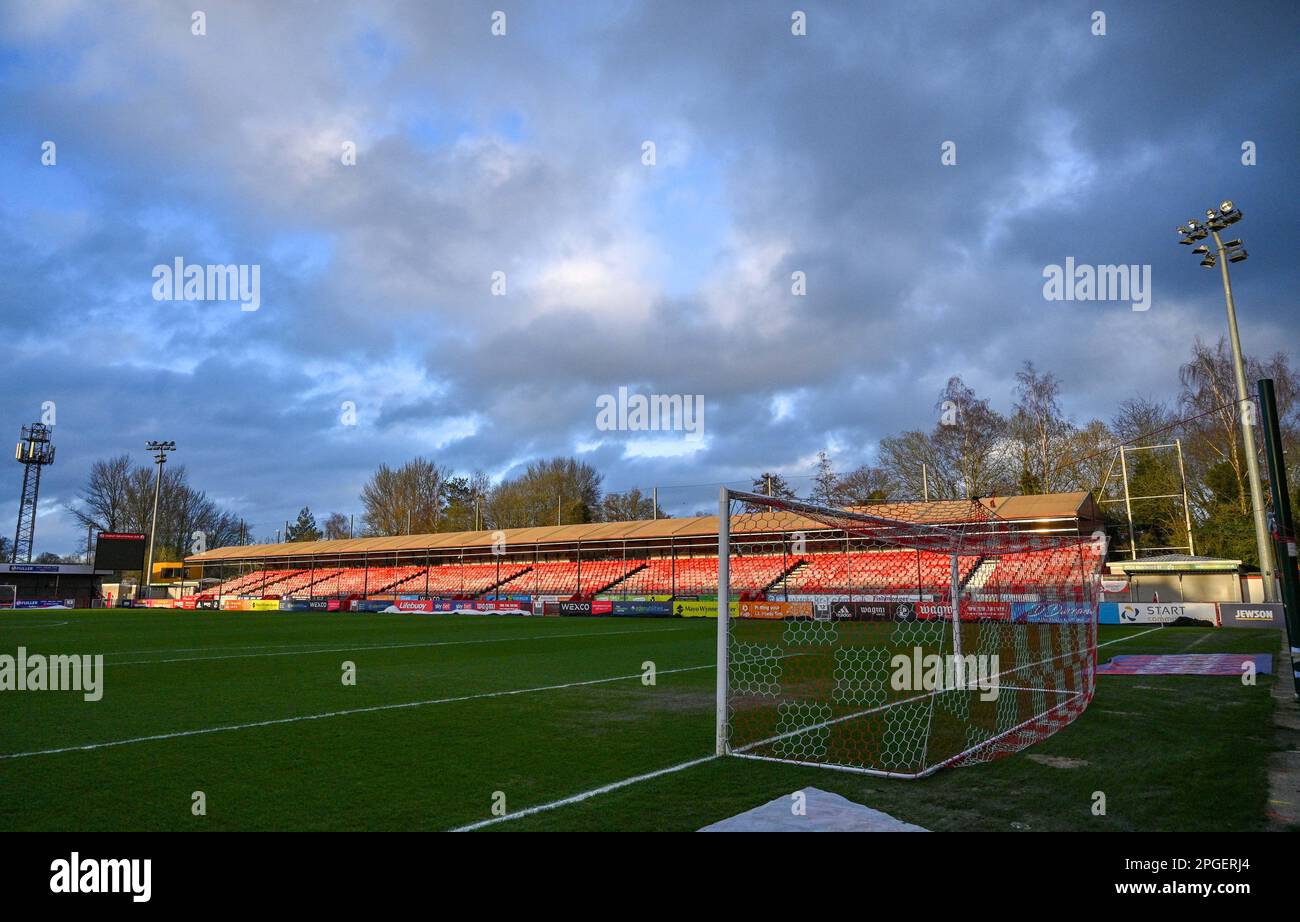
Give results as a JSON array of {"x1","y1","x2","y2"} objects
[
  {"x1": 1178, "y1": 201, "x2": 1275, "y2": 600},
  {"x1": 11, "y1": 423, "x2": 56, "y2": 563},
  {"x1": 142, "y1": 440, "x2": 176, "y2": 600}
]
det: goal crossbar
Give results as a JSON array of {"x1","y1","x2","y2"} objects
[{"x1": 716, "y1": 487, "x2": 1100, "y2": 776}]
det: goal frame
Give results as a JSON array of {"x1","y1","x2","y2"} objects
[
  {"x1": 0, "y1": 584, "x2": 17, "y2": 610},
  {"x1": 715, "y1": 486, "x2": 1097, "y2": 778}
]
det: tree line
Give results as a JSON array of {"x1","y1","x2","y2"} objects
[
  {"x1": 754, "y1": 337, "x2": 1298, "y2": 565},
  {"x1": 283, "y1": 457, "x2": 669, "y2": 544},
  {"x1": 62, "y1": 336, "x2": 1298, "y2": 567},
  {"x1": 67, "y1": 455, "x2": 243, "y2": 562}
]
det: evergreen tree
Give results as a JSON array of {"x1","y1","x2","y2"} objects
[{"x1": 286, "y1": 507, "x2": 322, "y2": 542}]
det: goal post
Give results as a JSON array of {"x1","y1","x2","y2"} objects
[
  {"x1": 717, "y1": 485, "x2": 730, "y2": 757},
  {"x1": 0, "y1": 585, "x2": 16, "y2": 609},
  {"x1": 716, "y1": 488, "x2": 1101, "y2": 778}
]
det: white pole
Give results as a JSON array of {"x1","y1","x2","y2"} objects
[
  {"x1": 144, "y1": 454, "x2": 164, "y2": 601},
  {"x1": 1119, "y1": 447, "x2": 1137, "y2": 560},
  {"x1": 950, "y1": 551, "x2": 964, "y2": 689},
  {"x1": 717, "y1": 486, "x2": 730, "y2": 756},
  {"x1": 1176, "y1": 439, "x2": 1196, "y2": 556},
  {"x1": 1212, "y1": 228, "x2": 1275, "y2": 600}
]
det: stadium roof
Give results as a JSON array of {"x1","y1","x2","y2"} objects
[
  {"x1": 1106, "y1": 554, "x2": 1244, "y2": 573},
  {"x1": 186, "y1": 491, "x2": 1100, "y2": 563}
]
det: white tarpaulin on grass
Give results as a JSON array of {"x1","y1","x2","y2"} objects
[{"x1": 699, "y1": 788, "x2": 928, "y2": 832}]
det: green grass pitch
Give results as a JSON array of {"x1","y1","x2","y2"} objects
[{"x1": 0, "y1": 610, "x2": 1278, "y2": 831}]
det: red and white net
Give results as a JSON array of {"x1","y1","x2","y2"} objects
[{"x1": 723, "y1": 491, "x2": 1102, "y2": 778}]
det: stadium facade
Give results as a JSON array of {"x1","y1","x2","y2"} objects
[{"x1": 180, "y1": 492, "x2": 1103, "y2": 609}]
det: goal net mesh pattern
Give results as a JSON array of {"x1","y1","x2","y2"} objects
[{"x1": 723, "y1": 491, "x2": 1102, "y2": 778}]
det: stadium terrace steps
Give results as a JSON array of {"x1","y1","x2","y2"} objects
[
  {"x1": 477, "y1": 565, "x2": 535, "y2": 598},
  {"x1": 762, "y1": 558, "x2": 809, "y2": 594},
  {"x1": 779, "y1": 551, "x2": 980, "y2": 595},
  {"x1": 599, "y1": 558, "x2": 718, "y2": 596},
  {"x1": 205, "y1": 567, "x2": 304, "y2": 598},
  {"x1": 961, "y1": 556, "x2": 997, "y2": 594},
  {"x1": 277, "y1": 568, "x2": 343, "y2": 597},
  {"x1": 425, "y1": 563, "x2": 528, "y2": 596},
  {"x1": 194, "y1": 545, "x2": 1103, "y2": 602},
  {"x1": 492, "y1": 560, "x2": 645, "y2": 597}
]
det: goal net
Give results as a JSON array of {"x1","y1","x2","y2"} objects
[{"x1": 717, "y1": 489, "x2": 1102, "y2": 778}]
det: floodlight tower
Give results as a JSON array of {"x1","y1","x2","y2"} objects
[
  {"x1": 12, "y1": 423, "x2": 56, "y2": 563},
  {"x1": 1177, "y1": 201, "x2": 1275, "y2": 600},
  {"x1": 142, "y1": 440, "x2": 176, "y2": 599}
]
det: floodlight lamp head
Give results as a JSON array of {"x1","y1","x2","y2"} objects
[
  {"x1": 1192, "y1": 245, "x2": 1209, "y2": 254},
  {"x1": 1228, "y1": 249, "x2": 1248, "y2": 263},
  {"x1": 1200, "y1": 255, "x2": 1217, "y2": 268},
  {"x1": 1220, "y1": 200, "x2": 1234, "y2": 214}
]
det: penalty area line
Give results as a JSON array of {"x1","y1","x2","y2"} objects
[
  {"x1": 109, "y1": 625, "x2": 690, "y2": 666},
  {"x1": 452, "y1": 754, "x2": 719, "y2": 832}
]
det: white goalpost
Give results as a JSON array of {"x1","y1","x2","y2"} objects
[
  {"x1": 716, "y1": 487, "x2": 1100, "y2": 778},
  {"x1": 0, "y1": 585, "x2": 17, "y2": 610}
]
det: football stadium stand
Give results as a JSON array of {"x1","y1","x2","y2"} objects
[{"x1": 183, "y1": 492, "x2": 1103, "y2": 605}]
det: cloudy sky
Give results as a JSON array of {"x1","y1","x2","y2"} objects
[{"x1": 1, "y1": 0, "x2": 1296, "y2": 554}]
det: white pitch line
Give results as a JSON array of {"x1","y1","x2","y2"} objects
[
  {"x1": 452, "y1": 622, "x2": 1176, "y2": 830},
  {"x1": 1097, "y1": 624, "x2": 1163, "y2": 651},
  {"x1": 109, "y1": 625, "x2": 690, "y2": 666},
  {"x1": 104, "y1": 641, "x2": 349, "y2": 656},
  {"x1": 0, "y1": 663, "x2": 713, "y2": 761},
  {"x1": 452, "y1": 754, "x2": 720, "y2": 832}
]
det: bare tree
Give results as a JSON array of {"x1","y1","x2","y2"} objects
[
  {"x1": 1061, "y1": 418, "x2": 1117, "y2": 497},
  {"x1": 1010, "y1": 361, "x2": 1074, "y2": 493},
  {"x1": 69, "y1": 455, "x2": 134, "y2": 533},
  {"x1": 599, "y1": 488, "x2": 667, "y2": 522},
  {"x1": 70, "y1": 456, "x2": 239, "y2": 559},
  {"x1": 1112, "y1": 395, "x2": 1176, "y2": 447},
  {"x1": 360, "y1": 458, "x2": 451, "y2": 535},
  {"x1": 484, "y1": 457, "x2": 602, "y2": 528},
  {"x1": 879, "y1": 429, "x2": 949, "y2": 500},
  {"x1": 322, "y1": 512, "x2": 350, "y2": 540},
  {"x1": 835, "y1": 464, "x2": 894, "y2": 505},
  {"x1": 933, "y1": 376, "x2": 1012, "y2": 499},
  {"x1": 810, "y1": 451, "x2": 838, "y2": 506}
]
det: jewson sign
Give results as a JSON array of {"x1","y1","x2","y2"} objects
[{"x1": 1217, "y1": 603, "x2": 1284, "y2": 629}]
